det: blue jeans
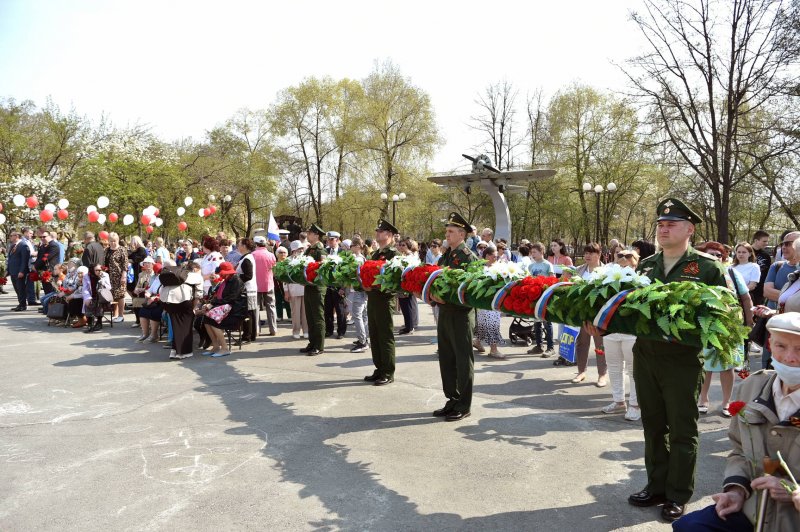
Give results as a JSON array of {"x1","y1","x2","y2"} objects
[
  {"x1": 672, "y1": 504, "x2": 752, "y2": 531},
  {"x1": 41, "y1": 291, "x2": 58, "y2": 314}
]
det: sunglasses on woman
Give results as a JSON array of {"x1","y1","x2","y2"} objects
[{"x1": 616, "y1": 253, "x2": 634, "y2": 259}]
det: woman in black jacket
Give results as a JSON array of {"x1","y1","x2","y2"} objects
[
  {"x1": 127, "y1": 235, "x2": 148, "y2": 328},
  {"x1": 199, "y1": 262, "x2": 247, "y2": 358}
]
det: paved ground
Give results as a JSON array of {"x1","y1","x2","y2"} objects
[{"x1": 0, "y1": 291, "x2": 749, "y2": 531}]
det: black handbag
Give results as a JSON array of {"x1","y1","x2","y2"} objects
[{"x1": 47, "y1": 302, "x2": 67, "y2": 320}]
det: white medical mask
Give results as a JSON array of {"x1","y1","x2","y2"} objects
[{"x1": 771, "y1": 359, "x2": 800, "y2": 386}]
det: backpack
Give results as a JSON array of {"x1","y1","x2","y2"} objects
[{"x1": 158, "y1": 265, "x2": 189, "y2": 287}]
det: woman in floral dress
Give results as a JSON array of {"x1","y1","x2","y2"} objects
[
  {"x1": 473, "y1": 247, "x2": 506, "y2": 359},
  {"x1": 105, "y1": 232, "x2": 128, "y2": 322}
]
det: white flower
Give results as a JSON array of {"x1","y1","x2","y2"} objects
[
  {"x1": 326, "y1": 254, "x2": 343, "y2": 265},
  {"x1": 484, "y1": 261, "x2": 526, "y2": 281},
  {"x1": 600, "y1": 264, "x2": 636, "y2": 285},
  {"x1": 288, "y1": 256, "x2": 313, "y2": 267}
]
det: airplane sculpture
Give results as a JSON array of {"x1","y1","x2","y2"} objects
[{"x1": 427, "y1": 154, "x2": 556, "y2": 242}]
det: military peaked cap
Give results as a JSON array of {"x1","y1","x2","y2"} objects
[
  {"x1": 375, "y1": 219, "x2": 399, "y2": 235},
  {"x1": 307, "y1": 223, "x2": 326, "y2": 237},
  {"x1": 656, "y1": 198, "x2": 703, "y2": 225},
  {"x1": 445, "y1": 212, "x2": 470, "y2": 229}
]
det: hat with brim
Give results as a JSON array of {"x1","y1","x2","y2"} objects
[
  {"x1": 327, "y1": 231, "x2": 341, "y2": 239},
  {"x1": 308, "y1": 223, "x2": 326, "y2": 237},
  {"x1": 142, "y1": 256, "x2": 155, "y2": 265},
  {"x1": 375, "y1": 219, "x2": 399, "y2": 235},
  {"x1": 656, "y1": 198, "x2": 703, "y2": 225},
  {"x1": 445, "y1": 211, "x2": 470, "y2": 229},
  {"x1": 216, "y1": 261, "x2": 237, "y2": 277},
  {"x1": 766, "y1": 312, "x2": 800, "y2": 336}
]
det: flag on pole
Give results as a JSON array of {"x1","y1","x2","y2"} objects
[{"x1": 267, "y1": 212, "x2": 280, "y2": 242}]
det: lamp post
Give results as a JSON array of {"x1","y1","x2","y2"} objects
[
  {"x1": 582, "y1": 182, "x2": 617, "y2": 244},
  {"x1": 380, "y1": 192, "x2": 406, "y2": 226}
]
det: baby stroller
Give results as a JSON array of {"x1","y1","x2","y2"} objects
[{"x1": 508, "y1": 317, "x2": 535, "y2": 347}]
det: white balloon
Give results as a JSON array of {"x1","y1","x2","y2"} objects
[
  {"x1": 122, "y1": 214, "x2": 134, "y2": 226},
  {"x1": 0, "y1": 213, "x2": 5, "y2": 224},
  {"x1": 198, "y1": 208, "x2": 205, "y2": 218},
  {"x1": 97, "y1": 196, "x2": 110, "y2": 209},
  {"x1": 208, "y1": 194, "x2": 216, "y2": 201},
  {"x1": 44, "y1": 203, "x2": 56, "y2": 212},
  {"x1": 97, "y1": 214, "x2": 106, "y2": 224},
  {"x1": 184, "y1": 196, "x2": 193, "y2": 207},
  {"x1": 12, "y1": 194, "x2": 25, "y2": 207},
  {"x1": 177, "y1": 207, "x2": 186, "y2": 216},
  {"x1": 57, "y1": 198, "x2": 69, "y2": 210},
  {"x1": 155, "y1": 217, "x2": 163, "y2": 227},
  {"x1": 86, "y1": 205, "x2": 97, "y2": 214}
]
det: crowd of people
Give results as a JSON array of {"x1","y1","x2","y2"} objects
[{"x1": 2, "y1": 197, "x2": 800, "y2": 528}]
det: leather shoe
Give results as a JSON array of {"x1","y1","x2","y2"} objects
[
  {"x1": 445, "y1": 411, "x2": 471, "y2": 422},
  {"x1": 12, "y1": 307, "x2": 25, "y2": 312},
  {"x1": 628, "y1": 490, "x2": 667, "y2": 507},
  {"x1": 299, "y1": 345, "x2": 313, "y2": 353},
  {"x1": 306, "y1": 349, "x2": 324, "y2": 356},
  {"x1": 364, "y1": 374, "x2": 379, "y2": 382},
  {"x1": 660, "y1": 501, "x2": 685, "y2": 522},
  {"x1": 433, "y1": 404, "x2": 455, "y2": 417},
  {"x1": 373, "y1": 376, "x2": 394, "y2": 386}
]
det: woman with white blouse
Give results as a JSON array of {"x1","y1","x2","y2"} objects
[
  {"x1": 199, "y1": 237, "x2": 224, "y2": 295},
  {"x1": 732, "y1": 242, "x2": 761, "y2": 293}
]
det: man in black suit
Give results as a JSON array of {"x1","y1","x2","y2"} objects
[
  {"x1": 81, "y1": 231, "x2": 105, "y2": 269},
  {"x1": 34, "y1": 230, "x2": 61, "y2": 295},
  {"x1": 324, "y1": 231, "x2": 347, "y2": 339},
  {"x1": 6, "y1": 231, "x2": 31, "y2": 311}
]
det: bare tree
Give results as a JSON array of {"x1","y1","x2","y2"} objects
[
  {"x1": 625, "y1": 0, "x2": 800, "y2": 243},
  {"x1": 470, "y1": 81, "x2": 522, "y2": 170}
]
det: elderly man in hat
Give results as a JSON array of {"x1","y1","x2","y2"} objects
[
  {"x1": 300, "y1": 224, "x2": 328, "y2": 356},
  {"x1": 431, "y1": 212, "x2": 478, "y2": 421},
  {"x1": 324, "y1": 231, "x2": 347, "y2": 339},
  {"x1": 587, "y1": 198, "x2": 728, "y2": 521},
  {"x1": 363, "y1": 219, "x2": 399, "y2": 386},
  {"x1": 673, "y1": 312, "x2": 800, "y2": 531}
]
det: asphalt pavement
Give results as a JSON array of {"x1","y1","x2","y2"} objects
[{"x1": 0, "y1": 290, "x2": 746, "y2": 531}]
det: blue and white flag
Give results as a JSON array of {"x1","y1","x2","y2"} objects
[{"x1": 267, "y1": 212, "x2": 280, "y2": 241}]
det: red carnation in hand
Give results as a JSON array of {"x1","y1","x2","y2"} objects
[
  {"x1": 305, "y1": 261, "x2": 321, "y2": 283},
  {"x1": 28, "y1": 271, "x2": 40, "y2": 282},
  {"x1": 40, "y1": 271, "x2": 52, "y2": 283},
  {"x1": 727, "y1": 401, "x2": 747, "y2": 417}
]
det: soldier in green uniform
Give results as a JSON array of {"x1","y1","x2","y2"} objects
[
  {"x1": 300, "y1": 224, "x2": 328, "y2": 356},
  {"x1": 431, "y1": 212, "x2": 478, "y2": 422},
  {"x1": 363, "y1": 219, "x2": 399, "y2": 386},
  {"x1": 611, "y1": 199, "x2": 728, "y2": 522}
]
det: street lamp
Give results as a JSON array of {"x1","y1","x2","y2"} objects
[
  {"x1": 380, "y1": 192, "x2": 406, "y2": 226},
  {"x1": 583, "y1": 181, "x2": 617, "y2": 244}
]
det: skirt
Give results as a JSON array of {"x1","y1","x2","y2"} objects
[
  {"x1": 138, "y1": 304, "x2": 163, "y2": 321},
  {"x1": 475, "y1": 309, "x2": 504, "y2": 346}
]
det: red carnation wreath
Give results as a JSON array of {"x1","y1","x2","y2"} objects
[
  {"x1": 305, "y1": 261, "x2": 321, "y2": 283},
  {"x1": 400, "y1": 265, "x2": 441, "y2": 294},
  {"x1": 359, "y1": 260, "x2": 385, "y2": 289},
  {"x1": 501, "y1": 275, "x2": 559, "y2": 316}
]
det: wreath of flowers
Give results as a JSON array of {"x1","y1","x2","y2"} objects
[
  {"x1": 500, "y1": 275, "x2": 559, "y2": 316},
  {"x1": 358, "y1": 260, "x2": 385, "y2": 289},
  {"x1": 305, "y1": 261, "x2": 321, "y2": 284},
  {"x1": 400, "y1": 265, "x2": 440, "y2": 294}
]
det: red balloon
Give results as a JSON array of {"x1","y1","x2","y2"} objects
[
  {"x1": 145, "y1": 226, "x2": 154, "y2": 234},
  {"x1": 140, "y1": 214, "x2": 153, "y2": 225},
  {"x1": 88, "y1": 210, "x2": 100, "y2": 223},
  {"x1": 178, "y1": 221, "x2": 188, "y2": 231},
  {"x1": 26, "y1": 196, "x2": 39, "y2": 209},
  {"x1": 209, "y1": 205, "x2": 217, "y2": 214},
  {"x1": 99, "y1": 231, "x2": 110, "y2": 240},
  {"x1": 39, "y1": 210, "x2": 53, "y2": 222},
  {"x1": 203, "y1": 208, "x2": 211, "y2": 217},
  {"x1": 57, "y1": 209, "x2": 69, "y2": 220},
  {"x1": 153, "y1": 209, "x2": 160, "y2": 217},
  {"x1": 0, "y1": 202, "x2": 3, "y2": 212},
  {"x1": 108, "y1": 212, "x2": 119, "y2": 223}
]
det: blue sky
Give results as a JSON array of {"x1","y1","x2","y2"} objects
[{"x1": 0, "y1": 0, "x2": 643, "y2": 171}]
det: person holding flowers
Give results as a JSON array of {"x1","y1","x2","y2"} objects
[
  {"x1": 673, "y1": 312, "x2": 800, "y2": 531},
  {"x1": 364, "y1": 219, "x2": 399, "y2": 385},
  {"x1": 431, "y1": 212, "x2": 478, "y2": 422},
  {"x1": 588, "y1": 198, "x2": 729, "y2": 522},
  {"x1": 300, "y1": 224, "x2": 328, "y2": 356}
]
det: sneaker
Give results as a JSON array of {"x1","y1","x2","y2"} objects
[
  {"x1": 527, "y1": 345, "x2": 544, "y2": 355},
  {"x1": 350, "y1": 343, "x2": 366, "y2": 353},
  {"x1": 112, "y1": 316, "x2": 124, "y2": 323},
  {"x1": 169, "y1": 350, "x2": 178, "y2": 359},
  {"x1": 541, "y1": 348, "x2": 555, "y2": 358},
  {"x1": 176, "y1": 353, "x2": 193, "y2": 359},
  {"x1": 601, "y1": 402, "x2": 627, "y2": 414},
  {"x1": 625, "y1": 406, "x2": 641, "y2": 421}
]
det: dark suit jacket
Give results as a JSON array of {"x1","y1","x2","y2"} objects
[
  {"x1": 7, "y1": 240, "x2": 31, "y2": 275},
  {"x1": 35, "y1": 241, "x2": 61, "y2": 271},
  {"x1": 82, "y1": 241, "x2": 106, "y2": 269}
]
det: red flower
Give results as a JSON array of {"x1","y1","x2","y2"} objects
[
  {"x1": 28, "y1": 271, "x2": 40, "y2": 282},
  {"x1": 727, "y1": 401, "x2": 747, "y2": 417},
  {"x1": 0, "y1": 277, "x2": 7, "y2": 286},
  {"x1": 401, "y1": 265, "x2": 441, "y2": 293},
  {"x1": 305, "y1": 261, "x2": 321, "y2": 283},
  {"x1": 501, "y1": 275, "x2": 559, "y2": 316},
  {"x1": 359, "y1": 260, "x2": 385, "y2": 289},
  {"x1": 40, "y1": 271, "x2": 52, "y2": 283}
]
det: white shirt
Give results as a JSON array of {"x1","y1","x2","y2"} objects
[
  {"x1": 772, "y1": 378, "x2": 800, "y2": 421},
  {"x1": 200, "y1": 251, "x2": 223, "y2": 291},
  {"x1": 733, "y1": 262, "x2": 761, "y2": 286}
]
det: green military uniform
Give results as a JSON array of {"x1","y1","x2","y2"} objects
[
  {"x1": 436, "y1": 212, "x2": 478, "y2": 420},
  {"x1": 302, "y1": 224, "x2": 328, "y2": 355},
  {"x1": 365, "y1": 219, "x2": 400, "y2": 384},
  {"x1": 632, "y1": 199, "x2": 728, "y2": 508}
]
